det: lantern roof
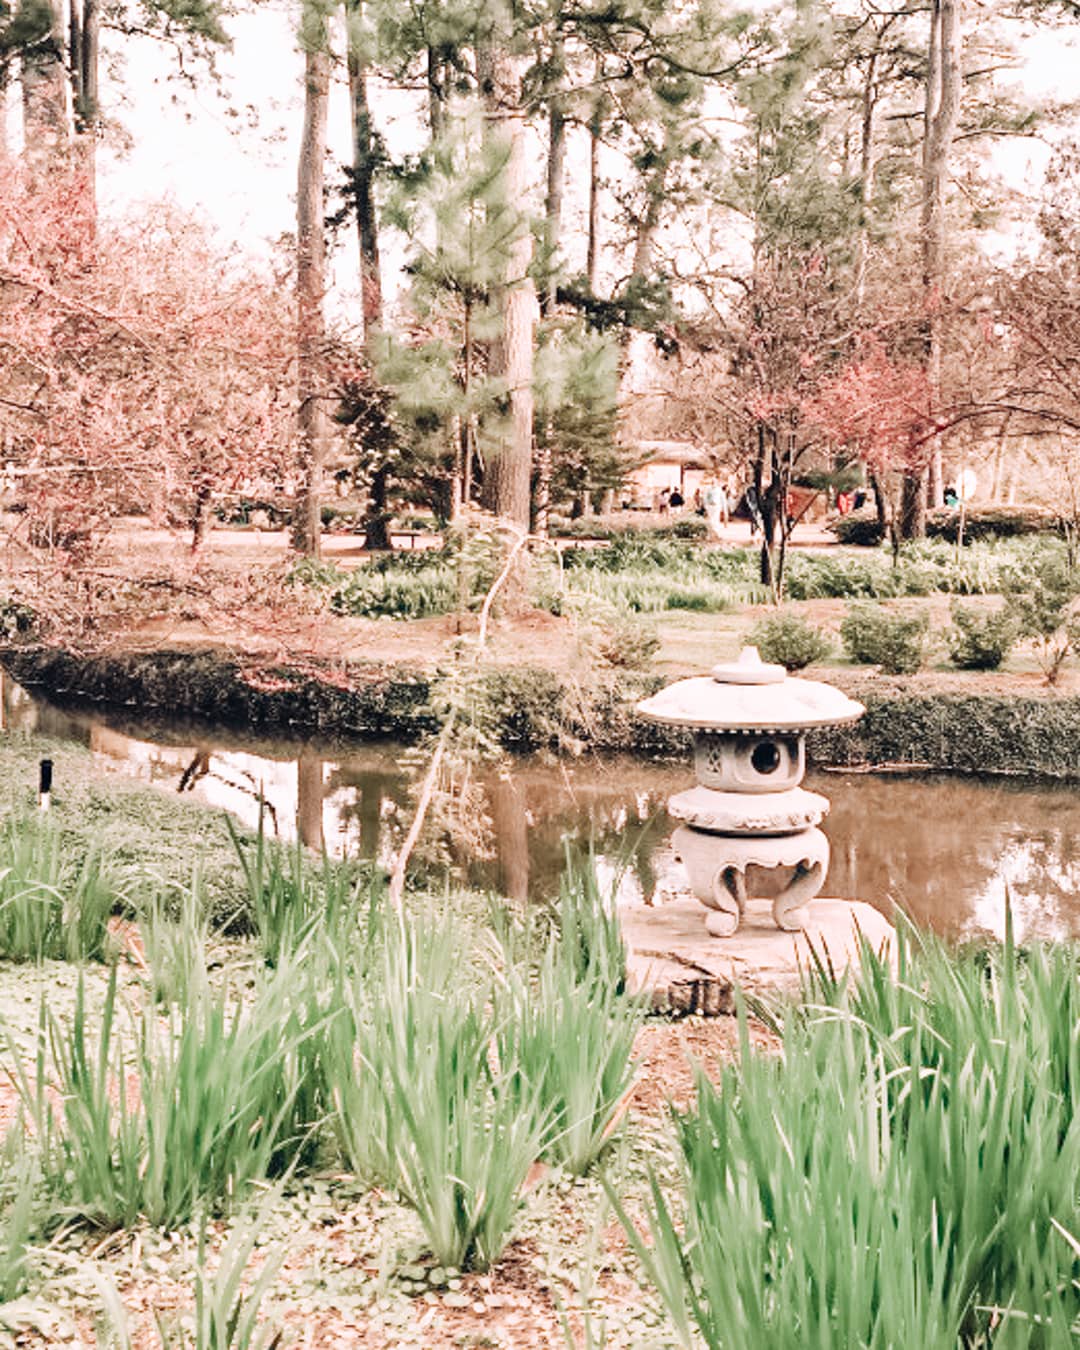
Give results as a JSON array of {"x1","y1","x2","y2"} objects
[{"x1": 636, "y1": 646, "x2": 865, "y2": 733}]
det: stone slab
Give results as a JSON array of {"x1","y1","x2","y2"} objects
[{"x1": 621, "y1": 895, "x2": 894, "y2": 1016}]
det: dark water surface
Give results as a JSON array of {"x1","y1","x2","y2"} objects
[{"x1": 4, "y1": 671, "x2": 1080, "y2": 944}]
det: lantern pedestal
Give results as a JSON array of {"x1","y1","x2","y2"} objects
[
  {"x1": 620, "y1": 894, "x2": 895, "y2": 1015},
  {"x1": 673, "y1": 823, "x2": 830, "y2": 936}
]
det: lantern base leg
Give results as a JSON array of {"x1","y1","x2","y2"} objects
[
  {"x1": 674, "y1": 825, "x2": 830, "y2": 937},
  {"x1": 772, "y1": 857, "x2": 827, "y2": 931},
  {"x1": 703, "y1": 866, "x2": 745, "y2": 937}
]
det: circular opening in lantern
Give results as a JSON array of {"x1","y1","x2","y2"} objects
[{"x1": 751, "y1": 741, "x2": 782, "y2": 775}]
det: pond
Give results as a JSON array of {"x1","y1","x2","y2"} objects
[{"x1": 4, "y1": 670, "x2": 1080, "y2": 945}]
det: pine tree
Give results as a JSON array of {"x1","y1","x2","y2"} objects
[{"x1": 292, "y1": 0, "x2": 333, "y2": 559}]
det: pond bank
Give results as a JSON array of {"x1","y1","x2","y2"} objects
[{"x1": 5, "y1": 643, "x2": 1080, "y2": 779}]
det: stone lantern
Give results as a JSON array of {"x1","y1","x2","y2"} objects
[{"x1": 636, "y1": 647, "x2": 864, "y2": 937}]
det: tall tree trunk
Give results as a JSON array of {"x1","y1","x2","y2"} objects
[
  {"x1": 913, "y1": 0, "x2": 962, "y2": 526},
  {"x1": 855, "y1": 47, "x2": 877, "y2": 302},
  {"x1": 533, "y1": 435, "x2": 552, "y2": 538},
  {"x1": 542, "y1": 36, "x2": 566, "y2": 315},
  {"x1": 478, "y1": 46, "x2": 536, "y2": 532},
  {"x1": 899, "y1": 469, "x2": 927, "y2": 541},
  {"x1": 364, "y1": 464, "x2": 391, "y2": 550},
  {"x1": 19, "y1": 0, "x2": 69, "y2": 166},
  {"x1": 0, "y1": 59, "x2": 10, "y2": 154},
  {"x1": 69, "y1": 0, "x2": 99, "y2": 201},
  {"x1": 427, "y1": 45, "x2": 445, "y2": 141},
  {"x1": 292, "y1": 23, "x2": 331, "y2": 559},
  {"x1": 586, "y1": 59, "x2": 603, "y2": 293},
  {"x1": 347, "y1": 14, "x2": 382, "y2": 340},
  {"x1": 347, "y1": 7, "x2": 390, "y2": 551},
  {"x1": 490, "y1": 775, "x2": 529, "y2": 904},
  {"x1": 631, "y1": 187, "x2": 663, "y2": 279},
  {"x1": 191, "y1": 480, "x2": 213, "y2": 552}
]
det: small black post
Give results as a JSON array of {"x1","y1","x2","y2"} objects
[{"x1": 38, "y1": 758, "x2": 52, "y2": 812}]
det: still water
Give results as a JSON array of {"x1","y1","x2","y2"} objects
[{"x1": 4, "y1": 673, "x2": 1080, "y2": 944}]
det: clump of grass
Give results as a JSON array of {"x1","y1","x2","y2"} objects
[
  {"x1": 497, "y1": 950, "x2": 641, "y2": 1176},
  {"x1": 495, "y1": 862, "x2": 641, "y2": 1175},
  {"x1": 614, "y1": 926, "x2": 1080, "y2": 1346},
  {"x1": 0, "y1": 815, "x2": 117, "y2": 962},
  {"x1": 226, "y1": 814, "x2": 359, "y2": 966},
  {"x1": 326, "y1": 909, "x2": 547, "y2": 1271},
  {"x1": 0, "y1": 1143, "x2": 36, "y2": 1304},
  {"x1": 8, "y1": 964, "x2": 330, "y2": 1230},
  {"x1": 137, "y1": 877, "x2": 211, "y2": 1005},
  {"x1": 552, "y1": 857, "x2": 628, "y2": 994}
]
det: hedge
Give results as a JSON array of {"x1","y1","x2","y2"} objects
[
  {"x1": 830, "y1": 504, "x2": 1066, "y2": 547},
  {"x1": 5, "y1": 648, "x2": 1080, "y2": 780}
]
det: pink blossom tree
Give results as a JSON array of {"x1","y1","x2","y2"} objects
[{"x1": 0, "y1": 159, "x2": 296, "y2": 561}]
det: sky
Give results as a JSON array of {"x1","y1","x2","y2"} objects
[
  {"x1": 76, "y1": 6, "x2": 598, "y2": 318},
  {"x1": 4, "y1": 5, "x2": 1080, "y2": 310}
]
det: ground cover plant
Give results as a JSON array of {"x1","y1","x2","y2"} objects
[{"x1": 287, "y1": 534, "x2": 1063, "y2": 627}]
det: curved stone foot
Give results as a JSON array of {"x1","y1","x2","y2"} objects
[
  {"x1": 674, "y1": 823, "x2": 831, "y2": 937},
  {"x1": 705, "y1": 908, "x2": 739, "y2": 938},
  {"x1": 703, "y1": 865, "x2": 746, "y2": 936},
  {"x1": 771, "y1": 858, "x2": 827, "y2": 932}
]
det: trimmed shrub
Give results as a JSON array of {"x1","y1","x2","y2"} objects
[
  {"x1": 553, "y1": 514, "x2": 709, "y2": 543},
  {"x1": 808, "y1": 688, "x2": 1080, "y2": 778},
  {"x1": 829, "y1": 504, "x2": 1064, "y2": 547},
  {"x1": 828, "y1": 509, "x2": 884, "y2": 546},
  {"x1": 946, "y1": 602, "x2": 1018, "y2": 670},
  {"x1": 926, "y1": 504, "x2": 1064, "y2": 542},
  {"x1": 748, "y1": 612, "x2": 832, "y2": 670},
  {"x1": 658, "y1": 515, "x2": 709, "y2": 542},
  {"x1": 840, "y1": 603, "x2": 930, "y2": 674}
]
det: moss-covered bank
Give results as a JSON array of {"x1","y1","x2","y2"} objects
[
  {"x1": 809, "y1": 683, "x2": 1080, "y2": 779},
  {"x1": 0, "y1": 733, "x2": 251, "y2": 921},
  {"x1": 0, "y1": 644, "x2": 679, "y2": 754},
  {"x1": 6, "y1": 645, "x2": 1080, "y2": 780}
]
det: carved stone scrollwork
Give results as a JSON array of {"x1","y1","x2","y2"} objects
[
  {"x1": 704, "y1": 865, "x2": 747, "y2": 937},
  {"x1": 772, "y1": 858, "x2": 826, "y2": 931},
  {"x1": 673, "y1": 824, "x2": 830, "y2": 937}
]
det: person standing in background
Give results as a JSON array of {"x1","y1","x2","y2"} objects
[{"x1": 704, "y1": 482, "x2": 724, "y2": 538}]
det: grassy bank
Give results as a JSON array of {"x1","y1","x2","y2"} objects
[
  {"x1": 0, "y1": 762, "x2": 665, "y2": 1347},
  {"x1": 0, "y1": 735, "x2": 254, "y2": 925}
]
